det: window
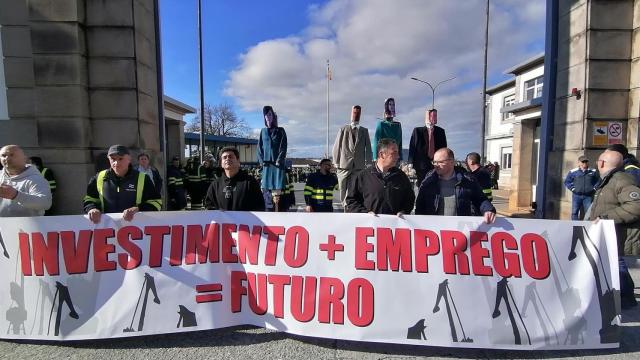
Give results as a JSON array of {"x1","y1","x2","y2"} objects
[
  {"x1": 0, "y1": 25, "x2": 8, "y2": 120},
  {"x1": 502, "y1": 94, "x2": 515, "y2": 121},
  {"x1": 524, "y1": 76, "x2": 543, "y2": 101},
  {"x1": 501, "y1": 147, "x2": 512, "y2": 170}
]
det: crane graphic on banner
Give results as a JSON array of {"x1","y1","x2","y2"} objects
[
  {"x1": 492, "y1": 277, "x2": 531, "y2": 345},
  {"x1": 433, "y1": 279, "x2": 473, "y2": 343},
  {"x1": 123, "y1": 272, "x2": 161, "y2": 333},
  {"x1": 47, "y1": 281, "x2": 79, "y2": 336},
  {"x1": 567, "y1": 226, "x2": 619, "y2": 343}
]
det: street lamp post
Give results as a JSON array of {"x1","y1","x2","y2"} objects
[
  {"x1": 480, "y1": 0, "x2": 490, "y2": 163},
  {"x1": 410, "y1": 76, "x2": 456, "y2": 109}
]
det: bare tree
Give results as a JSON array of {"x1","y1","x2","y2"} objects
[{"x1": 186, "y1": 102, "x2": 250, "y2": 137}]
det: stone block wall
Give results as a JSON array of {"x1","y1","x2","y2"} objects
[
  {"x1": 0, "y1": 0, "x2": 162, "y2": 214},
  {"x1": 629, "y1": 0, "x2": 640, "y2": 155},
  {"x1": 546, "y1": 0, "x2": 639, "y2": 219}
]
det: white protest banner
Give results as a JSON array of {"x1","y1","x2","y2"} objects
[{"x1": 0, "y1": 212, "x2": 621, "y2": 350}]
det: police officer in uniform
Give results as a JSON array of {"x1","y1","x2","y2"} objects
[{"x1": 83, "y1": 145, "x2": 162, "y2": 223}]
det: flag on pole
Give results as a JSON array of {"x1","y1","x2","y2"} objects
[{"x1": 326, "y1": 60, "x2": 332, "y2": 80}]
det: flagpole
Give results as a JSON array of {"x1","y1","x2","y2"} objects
[
  {"x1": 326, "y1": 59, "x2": 330, "y2": 159},
  {"x1": 197, "y1": 0, "x2": 205, "y2": 157}
]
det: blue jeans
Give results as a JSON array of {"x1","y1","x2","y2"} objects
[{"x1": 571, "y1": 194, "x2": 592, "y2": 220}]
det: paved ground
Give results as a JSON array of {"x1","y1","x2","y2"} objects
[{"x1": 1, "y1": 185, "x2": 638, "y2": 359}]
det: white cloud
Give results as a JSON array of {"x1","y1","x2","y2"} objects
[{"x1": 225, "y1": 0, "x2": 545, "y2": 158}]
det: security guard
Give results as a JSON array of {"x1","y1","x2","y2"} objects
[
  {"x1": 304, "y1": 159, "x2": 338, "y2": 212},
  {"x1": 29, "y1": 156, "x2": 57, "y2": 215},
  {"x1": 84, "y1": 145, "x2": 162, "y2": 224}
]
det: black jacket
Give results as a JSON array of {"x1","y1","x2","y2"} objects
[
  {"x1": 408, "y1": 125, "x2": 447, "y2": 174},
  {"x1": 345, "y1": 165, "x2": 415, "y2": 215},
  {"x1": 415, "y1": 170, "x2": 495, "y2": 216},
  {"x1": 167, "y1": 164, "x2": 187, "y2": 210},
  {"x1": 204, "y1": 170, "x2": 265, "y2": 211},
  {"x1": 304, "y1": 171, "x2": 338, "y2": 212},
  {"x1": 467, "y1": 167, "x2": 493, "y2": 201},
  {"x1": 83, "y1": 167, "x2": 162, "y2": 213}
]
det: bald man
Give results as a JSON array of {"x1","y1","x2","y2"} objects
[
  {"x1": 0, "y1": 145, "x2": 52, "y2": 217},
  {"x1": 589, "y1": 150, "x2": 640, "y2": 309}
]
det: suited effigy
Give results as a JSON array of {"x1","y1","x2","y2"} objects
[
  {"x1": 257, "y1": 106, "x2": 287, "y2": 211},
  {"x1": 332, "y1": 105, "x2": 372, "y2": 204},
  {"x1": 408, "y1": 108, "x2": 447, "y2": 185},
  {"x1": 373, "y1": 98, "x2": 403, "y2": 160}
]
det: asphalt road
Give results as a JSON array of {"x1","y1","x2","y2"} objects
[{"x1": 1, "y1": 185, "x2": 638, "y2": 359}]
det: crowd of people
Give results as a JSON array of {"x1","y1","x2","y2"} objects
[{"x1": 1, "y1": 100, "x2": 640, "y2": 309}]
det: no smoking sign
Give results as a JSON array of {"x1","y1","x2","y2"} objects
[{"x1": 608, "y1": 122, "x2": 623, "y2": 144}]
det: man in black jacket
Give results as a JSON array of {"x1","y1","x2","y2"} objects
[
  {"x1": 465, "y1": 152, "x2": 493, "y2": 202},
  {"x1": 304, "y1": 158, "x2": 338, "y2": 212},
  {"x1": 84, "y1": 145, "x2": 162, "y2": 224},
  {"x1": 416, "y1": 148, "x2": 496, "y2": 223},
  {"x1": 204, "y1": 147, "x2": 264, "y2": 211},
  {"x1": 346, "y1": 138, "x2": 414, "y2": 215},
  {"x1": 167, "y1": 156, "x2": 187, "y2": 210},
  {"x1": 408, "y1": 108, "x2": 447, "y2": 186}
]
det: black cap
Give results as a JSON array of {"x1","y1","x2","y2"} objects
[
  {"x1": 107, "y1": 144, "x2": 129, "y2": 156},
  {"x1": 578, "y1": 155, "x2": 588, "y2": 162}
]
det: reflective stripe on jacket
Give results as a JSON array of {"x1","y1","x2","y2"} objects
[{"x1": 83, "y1": 168, "x2": 162, "y2": 213}]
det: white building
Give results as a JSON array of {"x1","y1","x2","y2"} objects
[{"x1": 485, "y1": 53, "x2": 543, "y2": 211}]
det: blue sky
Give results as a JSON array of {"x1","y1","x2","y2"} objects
[
  {"x1": 160, "y1": 0, "x2": 323, "y2": 125},
  {"x1": 160, "y1": 0, "x2": 545, "y2": 158}
]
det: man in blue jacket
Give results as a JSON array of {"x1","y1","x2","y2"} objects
[
  {"x1": 415, "y1": 148, "x2": 496, "y2": 223},
  {"x1": 564, "y1": 155, "x2": 599, "y2": 220}
]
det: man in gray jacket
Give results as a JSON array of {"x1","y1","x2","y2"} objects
[
  {"x1": 0, "y1": 145, "x2": 52, "y2": 217},
  {"x1": 589, "y1": 149, "x2": 640, "y2": 308},
  {"x1": 332, "y1": 105, "x2": 372, "y2": 205}
]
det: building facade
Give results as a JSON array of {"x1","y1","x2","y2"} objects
[
  {"x1": 184, "y1": 132, "x2": 259, "y2": 165},
  {"x1": 541, "y1": 0, "x2": 640, "y2": 219},
  {"x1": 164, "y1": 95, "x2": 194, "y2": 162},
  {"x1": 0, "y1": 0, "x2": 163, "y2": 214},
  {"x1": 485, "y1": 54, "x2": 544, "y2": 211}
]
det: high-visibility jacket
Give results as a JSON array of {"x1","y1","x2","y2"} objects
[
  {"x1": 186, "y1": 164, "x2": 202, "y2": 188},
  {"x1": 304, "y1": 172, "x2": 338, "y2": 212},
  {"x1": 40, "y1": 167, "x2": 57, "y2": 193},
  {"x1": 83, "y1": 168, "x2": 162, "y2": 213},
  {"x1": 167, "y1": 165, "x2": 187, "y2": 210},
  {"x1": 623, "y1": 160, "x2": 640, "y2": 185},
  {"x1": 468, "y1": 167, "x2": 493, "y2": 201}
]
